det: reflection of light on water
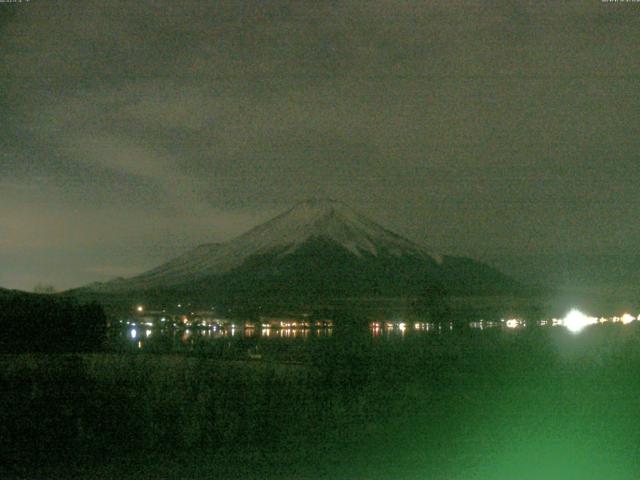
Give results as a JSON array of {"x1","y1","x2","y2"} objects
[
  {"x1": 315, "y1": 328, "x2": 333, "y2": 337},
  {"x1": 315, "y1": 328, "x2": 328, "y2": 337},
  {"x1": 563, "y1": 309, "x2": 598, "y2": 333},
  {"x1": 182, "y1": 329, "x2": 192, "y2": 342},
  {"x1": 368, "y1": 321, "x2": 447, "y2": 337},
  {"x1": 370, "y1": 322, "x2": 382, "y2": 337},
  {"x1": 276, "y1": 327, "x2": 308, "y2": 338}
]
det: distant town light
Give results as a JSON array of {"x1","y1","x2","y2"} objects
[
  {"x1": 621, "y1": 313, "x2": 635, "y2": 325},
  {"x1": 136, "y1": 305, "x2": 144, "y2": 313},
  {"x1": 130, "y1": 328, "x2": 137, "y2": 339},
  {"x1": 505, "y1": 319, "x2": 520, "y2": 329},
  {"x1": 563, "y1": 309, "x2": 597, "y2": 333}
]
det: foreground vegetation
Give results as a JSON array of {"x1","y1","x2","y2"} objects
[
  {"x1": 3, "y1": 324, "x2": 640, "y2": 479},
  {"x1": 0, "y1": 290, "x2": 106, "y2": 353}
]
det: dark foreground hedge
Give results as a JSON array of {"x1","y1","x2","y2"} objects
[{"x1": 0, "y1": 292, "x2": 107, "y2": 353}]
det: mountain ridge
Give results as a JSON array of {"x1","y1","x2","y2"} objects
[{"x1": 80, "y1": 199, "x2": 518, "y2": 304}]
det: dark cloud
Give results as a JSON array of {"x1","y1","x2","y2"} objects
[{"x1": 1, "y1": 0, "x2": 639, "y2": 289}]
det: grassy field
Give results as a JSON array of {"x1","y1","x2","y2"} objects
[{"x1": 2, "y1": 324, "x2": 640, "y2": 479}]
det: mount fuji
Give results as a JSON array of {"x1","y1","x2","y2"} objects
[{"x1": 81, "y1": 199, "x2": 516, "y2": 306}]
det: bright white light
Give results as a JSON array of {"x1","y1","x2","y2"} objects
[
  {"x1": 563, "y1": 309, "x2": 597, "y2": 333},
  {"x1": 136, "y1": 305, "x2": 144, "y2": 313},
  {"x1": 621, "y1": 313, "x2": 635, "y2": 325},
  {"x1": 505, "y1": 319, "x2": 520, "y2": 329},
  {"x1": 130, "y1": 328, "x2": 137, "y2": 339},
  {"x1": 145, "y1": 329, "x2": 152, "y2": 337}
]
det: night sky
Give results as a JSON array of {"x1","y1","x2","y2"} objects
[{"x1": 1, "y1": 0, "x2": 639, "y2": 291}]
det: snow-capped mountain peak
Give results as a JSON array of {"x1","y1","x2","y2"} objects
[
  {"x1": 102, "y1": 199, "x2": 435, "y2": 289},
  {"x1": 236, "y1": 198, "x2": 428, "y2": 258},
  {"x1": 80, "y1": 199, "x2": 518, "y2": 299}
]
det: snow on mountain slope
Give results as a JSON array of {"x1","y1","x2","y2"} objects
[{"x1": 99, "y1": 199, "x2": 437, "y2": 290}]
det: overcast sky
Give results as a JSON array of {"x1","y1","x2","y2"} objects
[{"x1": 1, "y1": 0, "x2": 639, "y2": 290}]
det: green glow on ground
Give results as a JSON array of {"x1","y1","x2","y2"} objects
[{"x1": 3, "y1": 324, "x2": 640, "y2": 479}]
